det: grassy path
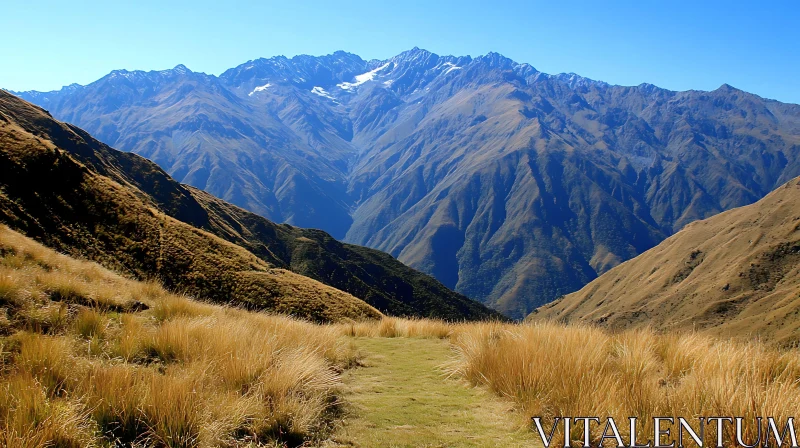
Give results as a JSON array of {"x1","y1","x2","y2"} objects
[{"x1": 327, "y1": 337, "x2": 538, "y2": 447}]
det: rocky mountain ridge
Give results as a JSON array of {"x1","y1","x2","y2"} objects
[{"x1": 13, "y1": 48, "x2": 800, "y2": 317}]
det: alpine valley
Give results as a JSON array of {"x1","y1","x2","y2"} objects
[{"x1": 12, "y1": 48, "x2": 800, "y2": 318}]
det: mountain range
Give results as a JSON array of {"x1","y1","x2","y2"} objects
[
  {"x1": 12, "y1": 48, "x2": 800, "y2": 318},
  {"x1": 0, "y1": 90, "x2": 500, "y2": 321}
]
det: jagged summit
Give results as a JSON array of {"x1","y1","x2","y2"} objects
[
  {"x1": 171, "y1": 63, "x2": 190, "y2": 74},
  {"x1": 103, "y1": 64, "x2": 199, "y2": 83},
  {"x1": 715, "y1": 83, "x2": 745, "y2": 93},
  {"x1": 16, "y1": 48, "x2": 783, "y2": 102},
  {"x1": 474, "y1": 51, "x2": 515, "y2": 67}
]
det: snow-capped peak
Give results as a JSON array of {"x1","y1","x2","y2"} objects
[{"x1": 154, "y1": 64, "x2": 191, "y2": 76}]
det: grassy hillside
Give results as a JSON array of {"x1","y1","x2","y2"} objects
[
  {"x1": 3, "y1": 227, "x2": 798, "y2": 448},
  {"x1": 448, "y1": 321, "x2": 800, "y2": 446},
  {"x1": 0, "y1": 225, "x2": 358, "y2": 447},
  {"x1": 0, "y1": 91, "x2": 500, "y2": 321},
  {"x1": 0, "y1": 93, "x2": 379, "y2": 323},
  {"x1": 530, "y1": 177, "x2": 800, "y2": 343}
]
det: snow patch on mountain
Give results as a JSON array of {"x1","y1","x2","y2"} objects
[
  {"x1": 311, "y1": 86, "x2": 337, "y2": 101},
  {"x1": 248, "y1": 83, "x2": 272, "y2": 96},
  {"x1": 337, "y1": 62, "x2": 391, "y2": 90},
  {"x1": 443, "y1": 62, "x2": 462, "y2": 74}
]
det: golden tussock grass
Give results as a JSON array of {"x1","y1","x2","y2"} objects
[
  {"x1": 342, "y1": 317, "x2": 800, "y2": 444},
  {"x1": 448, "y1": 321, "x2": 800, "y2": 445},
  {"x1": 0, "y1": 372, "x2": 95, "y2": 448},
  {"x1": 0, "y1": 225, "x2": 355, "y2": 447},
  {"x1": 338, "y1": 316, "x2": 453, "y2": 339}
]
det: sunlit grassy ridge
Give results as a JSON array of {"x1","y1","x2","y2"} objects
[
  {"x1": 0, "y1": 225, "x2": 356, "y2": 447},
  {"x1": 533, "y1": 177, "x2": 800, "y2": 343}
]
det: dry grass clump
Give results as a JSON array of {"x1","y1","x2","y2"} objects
[
  {"x1": 0, "y1": 225, "x2": 354, "y2": 447},
  {"x1": 338, "y1": 317, "x2": 453, "y2": 339},
  {"x1": 0, "y1": 372, "x2": 96, "y2": 448},
  {"x1": 74, "y1": 308, "x2": 107, "y2": 339},
  {"x1": 0, "y1": 273, "x2": 24, "y2": 308},
  {"x1": 449, "y1": 321, "x2": 800, "y2": 445},
  {"x1": 151, "y1": 294, "x2": 215, "y2": 322}
]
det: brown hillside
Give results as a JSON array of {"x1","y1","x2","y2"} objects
[
  {"x1": 530, "y1": 177, "x2": 800, "y2": 343},
  {"x1": 0, "y1": 90, "x2": 498, "y2": 321},
  {"x1": 0, "y1": 94, "x2": 380, "y2": 322}
]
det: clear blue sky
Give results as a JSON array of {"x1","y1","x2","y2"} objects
[{"x1": 2, "y1": 0, "x2": 798, "y2": 103}]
